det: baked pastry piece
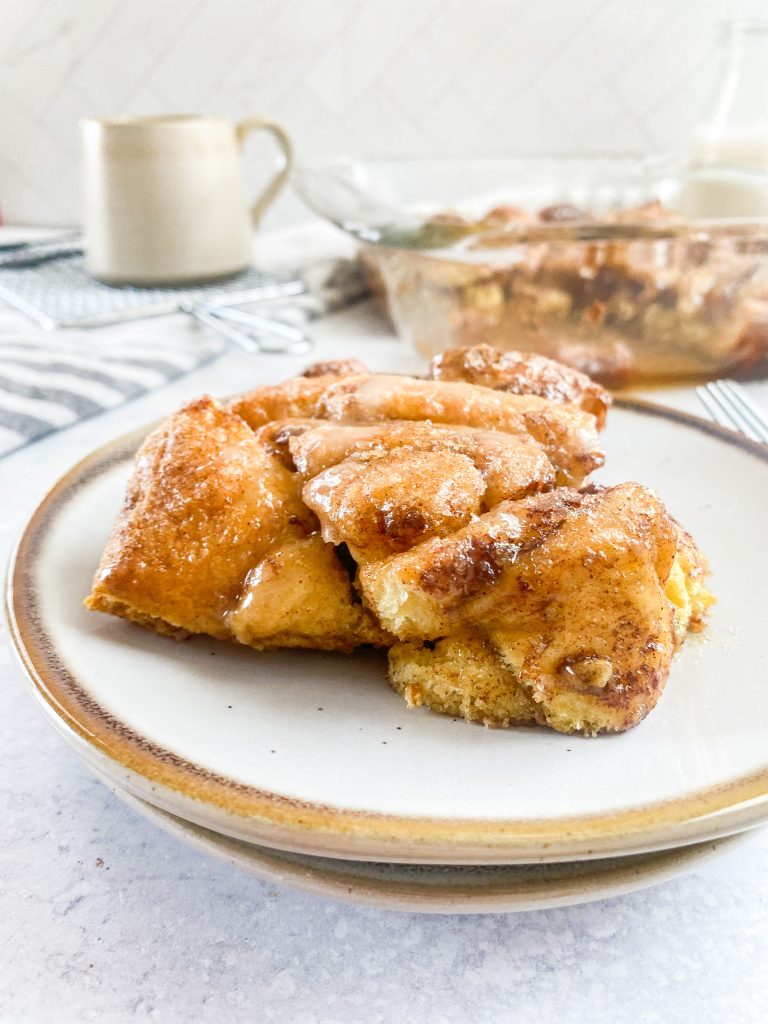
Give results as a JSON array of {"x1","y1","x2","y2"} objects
[
  {"x1": 428, "y1": 344, "x2": 610, "y2": 426},
  {"x1": 234, "y1": 373, "x2": 604, "y2": 487},
  {"x1": 86, "y1": 345, "x2": 712, "y2": 733},
  {"x1": 292, "y1": 421, "x2": 556, "y2": 510},
  {"x1": 357, "y1": 485, "x2": 712, "y2": 734},
  {"x1": 85, "y1": 396, "x2": 386, "y2": 651}
]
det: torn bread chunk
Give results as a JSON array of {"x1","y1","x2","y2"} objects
[
  {"x1": 86, "y1": 396, "x2": 384, "y2": 650},
  {"x1": 303, "y1": 449, "x2": 487, "y2": 564},
  {"x1": 361, "y1": 484, "x2": 713, "y2": 734},
  {"x1": 229, "y1": 374, "x2": 346, "y2": 429},
  {"x1": 301, "y1": 358, "x2": 368, "y2": 378},
  {"x1": 288, "y1": 420, "x2": 556, "y2": 508},
  {"x1": 229, "y1": 340, "x2": 607, "y2": 485},
  {"x1": 389, "y1": 634, "x2": 540, "y2": 727},
  {"x1": 225, "y1": 533, "x2": 388, "y2": 651},
  {"x1": 228, "y1": 358, "x2": 369, "y2": 429},
  {"x1": 428, "y1": 344, "x2": 611, "y2": 427},
  {"x1": 316, "y1": 374, "x2": 603, "y2": 486}
]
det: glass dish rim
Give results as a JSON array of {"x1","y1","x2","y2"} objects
[{"x1": 293, "y1": 155, "x2": 768, "y2": 251}]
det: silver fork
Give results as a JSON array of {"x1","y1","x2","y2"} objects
[{"x1": 696, "y1": 379, "x2": 768, "y2": 444}]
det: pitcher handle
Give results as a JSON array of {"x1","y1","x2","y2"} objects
[{"x1": 235, "y1": 117, "x2": 293, "y2": 227}]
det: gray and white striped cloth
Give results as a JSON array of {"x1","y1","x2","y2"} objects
[
  {"x1": 0, "y1": 256, "x2": 370, "y2": 457},
  {"x1": 0, "y1": 330, "x2": 224, "y2": 457}
]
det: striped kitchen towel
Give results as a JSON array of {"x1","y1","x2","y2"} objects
[
  {"x1": 0, "y1": 328, "x2": 224, "y2": 457},
  {"x1": 0, "y1": 256, "x2": 370, "y2": 458}
]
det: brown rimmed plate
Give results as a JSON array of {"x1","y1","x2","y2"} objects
[
  {"x1": 7, "y1": 400, "x2": 768, "y2": 864},
  {"x1": 104, "y1": 776, "x2": 761, "y2": 914}
]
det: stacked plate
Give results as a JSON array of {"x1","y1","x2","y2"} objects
[{"x1": 7, "y1": 400, "x2": 768, "y2": 913}]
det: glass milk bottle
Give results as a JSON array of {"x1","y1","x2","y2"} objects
[{"x1": 682, "y1": 20, "x2": 768, "y2": 218}]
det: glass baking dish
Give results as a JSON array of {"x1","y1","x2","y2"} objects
[{"x1": 294, "y1": 157, "x2": 768, "y2": 385}]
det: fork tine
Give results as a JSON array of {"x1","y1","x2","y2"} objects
[
  {"x1": 701, "y1": 381, "x2": 756, "y2": 439},
  {"x1": 721, "y1": 380, "x2": 768, "y2": 444},
  {"x1": 702, "y1": 381, "x2": 764, "y2": 443},
  {"x1": 696, "y1": 385, "x2": 735, "y2": 431}
]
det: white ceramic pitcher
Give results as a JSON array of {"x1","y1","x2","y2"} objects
[{"x1": 81, "y1": 114, "x2": 292, "y2": 285}]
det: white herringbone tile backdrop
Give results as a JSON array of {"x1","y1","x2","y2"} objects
[{"x1": 1, "y1": 0, "x2": 766, "y2": 226}]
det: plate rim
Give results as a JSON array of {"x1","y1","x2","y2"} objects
[
  {"x1": 104, "y1": 776, "x2": 758, "y2": 915},
  {"x1": 8, "y1": 397, "x2": 768, "y2": 864}
]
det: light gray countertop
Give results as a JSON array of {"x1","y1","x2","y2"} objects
[{"x1": 1, "y1": 226, "x2": 767, "y2": 1024}]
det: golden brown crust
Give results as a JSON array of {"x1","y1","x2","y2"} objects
[
  {"x1": 303, "y1": 449, "x2": 486, "y2": 563},
  {"x1": 253, "y1": 418, "x2": 320, "y2": 467},
  {"x1": 85, "y1": 396, "x2": 383, "y2": 650},
  {"x1": 360, "y1": 483, "x2": 705, "y2": 734},
  {"x1": 301, "y1": 358, "x2": 368, "y2": 378},
  {"x1": 232, "y1": 357, "x2": 605, "y2": 487},
  {"x1": 429, "y1": 344, "x2": 612, "y2": 427},
  {"x1": 231, "y1": 359, "x2": 368, "y2": 427},
  {"x1": 316, "y1": 374, "x2": 603, "y2": 487},
  {"x1": 85, "y1": 596, "x2": 192, "y2": 641},
  {"x1": 229, "y1": 377, "x2": 336, "y2": 430},
  {"x1": 87, "y1": 396, "x2": 314, "y2": 637},
  {"x1": 225, "y1": 533, "x2": 388, "y2": 651},
  {"x1": 288, "y1": 420, "x2": 556, "y2": 509}
]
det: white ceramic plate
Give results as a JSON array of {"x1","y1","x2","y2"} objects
[
  {"x1": 105, "y1": 776, "x2": 759, "y2": 914},
  {"x1": 8, "y1": 401, "x2": 768, "y2": 864}
]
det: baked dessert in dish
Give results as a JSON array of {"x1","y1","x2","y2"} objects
[
  {"x1": 86, "y1": 346, "x2": 713, "y2": 735},
  {"x1": 361, "y1": 199, "x2": 768, "y2": 384}
]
